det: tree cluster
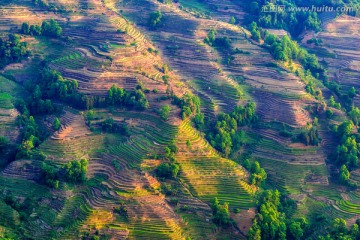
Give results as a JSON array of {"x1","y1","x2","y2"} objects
[
  {"x1": 333, "y1": 120, "x2": 360, "y2": 170},
  {"x1": 0, "y1": 136, "x2": 9, "y2": 153},
  {"x1": 113, "y1": 203, "x2": 128, "y2": 219},
  {"x1": 0, "y1": 34, "x2": 30, "y2": 69},
  {"x1": 244, "y1": 0, "x2": 321, "y2": 36},
  {"x1": 40, "y1": 162, "x2": 59, "y2": 189},
  {"x1": 107, "y1": 84, "x2": 149, "y2": 110},
  {"x1": 265, "y1": 33, "x2": 323, "y2": 75},
  {"x1": 248, "y1": 190, "x2": 307, "y2": 240},
  {"x1": 204, "y1": 29, "x2": 232, "y2": 51},
  {"x1": 148, "y1": 11, "x2": 163, "y2": 29},
  {"x1": 159, "y1": 105, "x2": 171, "y2": 121},
  {"x1": 250, "y1": 22, "x2": 261, "y2": 42},
  {"x1": 298, "y1": 122, "x2": 320, "y2": 146},
  {"x1": 172, "y1": 93, "x2": 201, "y2": 119},
  {"x1": 15, "y1": 115, "x2": 41, "y2": 159},
  {"x1": 211, "y1": 197, "x2": 230, "y2": 226},
  {"x1": 155, "y1": 142, "x2": 179, "y2": 179},
  {"x1": 100, "y1": 118, "x2": 129, "y2": 135},
  {"x1": 27, "y1": 68, "x2": 87, "y2": 110},
  {"x1": 244, "y1": 161, "x2": 267, "y2": 187},
  {"x1": 156, "y1": 162, "x2": 179, "y2": 179},
  {"x1": 319, "y1": 218, "x2": 360, "y2": 240},
  {"x1": 206, "y1": 102, "x2": 257, "y2": 156},
  {"x1": 63, "y1": 159, "x2": 88, "y2": 183},
  {"x1": 21, "y1": 19, "x2": 62, "y2": 38}
]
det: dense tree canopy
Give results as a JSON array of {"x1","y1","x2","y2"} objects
[
  {"x1": 298, "y1": 123, "x2": 320, "y2": 146},
  {"x1": 248, "y1": 190, "x2": 287, "y2": 240},
  {"x1": 107, "y1": 84, "x2": 149, "y2": 110},
  {"x1": 265, "y1": 33, "x2": 323, "y2": 75},
  {"x1": 172, "y1": 93, "x2": 200, "y2": 119},
  {"x1": 211, "y1": 197, "x2": 230, "y2": 226},
  {"x1": 63, "y1": 159, "x2": 88, "y2": 183},
  {"x1": 148, "y1": 11, "x2": 163, "y2": 29},
  {"x1": 159, "y1": 105, "x2": 171, "y2": 121},
  {"x1": 21, "y1": 19, "x2": 62, "y2": 37},
  {"x1": 0, "y1": 34, "x2": 30, "y2": 69},
  {"x1": 40, "y1": 162, "x2": 59, "y2": 189},
  {"x1": 206, "y1": 102, "x2": 257, "y2": 156},
  {"x1": 156, "y1": 162, "x2": 179, "y2": 179},
  {"x1": 241, "y1": 0, "x2": 323, "y2": 36}
]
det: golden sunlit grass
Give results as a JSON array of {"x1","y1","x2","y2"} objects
[{"x1": 85, "y1": 210, "x2": 113, "y2": 230}]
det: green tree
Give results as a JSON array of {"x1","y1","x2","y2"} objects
[
  {"x1": 349, "y1": 87, "x2": 357, "y2": 98},
  {"x1": 250, "y1": 161, "x2": 267, "y2": 186},
  {"x1": 162, "y1": 64, "x2": 169, "y2": 75},
  {"x1": 18, "y1": 136, "x2": 36, "y2": 158},
  {"x1": 53, "y1": 117, "x2": 61, "y2": 130},
  {"x1": 333, "y1": 218, "x2": 347, "y2": 235},
  {"x1": 41, "y1": 19, "x2": 62, "y2": 37},
  {"x1": 21, "y1": 22, "x2": 30, "y2": 34},
  {"x1": 40, "y1": 162, "x2": 59, "y2": 189},
  {"x1": 156, "y1": 163, "x2": 179, "y2": 179},
  {"x1": 229, "y1": 16, "x2": 236, "y2": 24},
  {"x1": 148, "y1": 11, "x2": 163, "y2": 29},
  {"x1": 339, "y1": 164, "x2": 350, "y2": 185},
  {"x1": 194, "y1": 113, "x2": 204, "y2": 129},
  {"x1": 159, "y1": 105, "x2": 171, "y2": 121},
  {"x1": 288, "y1": 221, "x2": 303, "y2": 240},
  {"x1": 249, "y1": 190, "x2": 286, "y2": 240},
  {"x1": 63, "y1": 159, "x2": 88, "y2": 183},
  {"x1": 204, "y1": 29, "x2": 216, "y2": 46},
  {"x1": 211, "y1": 197, "x2": 230, "y2": 226},
  {"x1": 250, "y1": 22, "x2": 260, "y2": 42},
  {"x1": 349, "y1": 107, "x2": 360, "y2": 125},
  {"x1": 0, "y1": 136, "x2": 9, "y2": 152}
]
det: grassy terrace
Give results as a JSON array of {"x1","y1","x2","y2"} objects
[
  {"x1": 39, "y1": 134, "x2": 106, "y2": 161},
  {"x1": 0, "y1": 176, "x2": 60, "y2": 238},
  {"x1": 176, "y1": 120, "x2": 255, "y2": 209},
  {"x1": 257, "y1": 157, "x2": 328, "y2": 194},
  {"x1": 0, "y1": 75, "x2": 23, "y2": 124}
]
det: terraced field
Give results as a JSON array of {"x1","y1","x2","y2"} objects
[
  {"x1": 2, "y1": 0, "x2": 360, "y2": 239},
  {"x1": 116, "y1": 0, "x2": 337, "y2": 214},
  {"x1": 0, "y1": 76, "x2": 22, "y2": 144},
  {"x1": 303, "y1": 15, "x2": 360, "y2": 99},
  {"x1": 176, "y1": 120, "x2": 255, "y2": 209}
]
